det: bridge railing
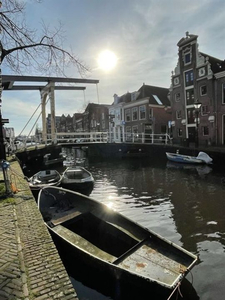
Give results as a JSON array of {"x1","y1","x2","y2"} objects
[
  {"x1": 9, "y1": 132, "x2": 172, "y2": 154},
  {"x1": 51, "y1": 132, "x2": 109, "y2": 144},
  {"x1": 53, "y1": 132, "x2": 172, "y2": 145},
  {"x1": 109, "y1": 132, "x2": 172, "y2": 144}
]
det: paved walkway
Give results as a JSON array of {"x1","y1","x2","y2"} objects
[{"x1": 0, "y1": 159, "x2": 78, "y2": 300}]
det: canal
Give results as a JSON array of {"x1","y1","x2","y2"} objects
[{"x1": 24, "y1": 148, "x2": 225, "y2": 300}]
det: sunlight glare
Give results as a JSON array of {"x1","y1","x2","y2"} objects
[{"x1": 97, "y1": 50, "x2": 118, "y2": 72}]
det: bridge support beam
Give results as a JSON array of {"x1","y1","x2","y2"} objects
[{"x1": 41, "y1": 82, "x2": 56, "y2": 144}]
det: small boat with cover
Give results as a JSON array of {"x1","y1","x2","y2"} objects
[
  {"x1": 38, "y1": 186, "x2": 198, "y2": 297},
  {"x1": 61, "y1": 166, "x2": 94, "y2": 192},
  {"x1": 166, "y1": 151, "x2": 213, "y2": 164},
  {"x1": 28, "y1": 170, "x2": 62, "y2": 191}
]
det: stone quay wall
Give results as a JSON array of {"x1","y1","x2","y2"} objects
[{"x1": 0, "y1": 159, "x2": 78, "y2": 300}]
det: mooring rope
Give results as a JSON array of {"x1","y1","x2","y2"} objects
[{"x1": 167, "y1": 282, "x2": 183, "y2": 300}]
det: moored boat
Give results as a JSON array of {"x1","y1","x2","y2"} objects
[
  {"x1": 28, "y1": 170, "x2": 62, "y2": 191},
  {"x1": 166, "y1": 151, "x2": 213, "y2": 164},
  {"x1": 61, "y1": 166, "x2": 94, "y2": 192},
  {"x1": 38, "y1": 186, "x2": 198, "y2": 297},
  {"x1": 43, "y1": 153, "x2": 65, "y2": 166},
  {"x1": 63, "y1": 157, "x2": 76, "y2": 167}
]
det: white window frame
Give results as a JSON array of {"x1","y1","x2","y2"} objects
[
  {"x1": 132, "y1": 107, "x2": 138, "y2": 121},
  {"x1": 139, "y1": 105, "x2": 146, "y2": 120},
  {"x1": 132, "y1": 125, "x2": 138, "y2": 141},
  {"x1": 125, "y1": 109, "x2": 131, "y2": 122},
  {"x1": 185, "y1": 69, "x2": 194, "y2": 87}
]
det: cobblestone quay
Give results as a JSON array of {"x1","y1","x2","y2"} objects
[{"x1": 0, "y1": 159, "x2": 78, "y2": 300}]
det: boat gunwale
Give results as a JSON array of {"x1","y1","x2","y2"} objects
[{"x1": 38, "y1": 186, "x2": 198, "y2": 290}]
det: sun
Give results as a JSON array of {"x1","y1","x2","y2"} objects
[{"x1": 97, "y1": 50, "x2": 118, "y2": 72}]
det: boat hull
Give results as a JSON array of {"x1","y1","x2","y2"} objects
[
  {"x1": 49, "y1": 227, "x2": 179, "y2": 298},
  {"x1": 61, "y1": 166, "x2": 94, "y2": 193},
  {"x1": 166, "y1": 152, "x2": 204, "y2": 164},
  {"x1": 38, "y1": 186, "x2": 198, "y2": 296},
  {"x1": 29, "y1": 170, "x2": 62, "y2": 191}
]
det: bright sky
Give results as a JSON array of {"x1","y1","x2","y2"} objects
[{"x1": 2, "y1": 0, "x2": 225, "y2": 136}]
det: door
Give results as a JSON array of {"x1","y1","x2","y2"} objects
[{"x1": 188, "y1": 127, "x2": 196, "y2": 144}]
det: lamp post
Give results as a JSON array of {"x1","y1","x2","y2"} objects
[{"x1": 194, "y1": 100, "x2": 202, "y2": 147}]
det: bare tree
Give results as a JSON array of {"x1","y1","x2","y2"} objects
[
  {"x1": 0, "y1": 0, "x2": 89, "y2": 159},
  {"x1": 0, "y1": 0, "x2": 88, "y2": 75}
]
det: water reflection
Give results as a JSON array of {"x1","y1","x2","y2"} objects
[
  {"x1": 86, "y1": 159, "x2": 225, "y2": 300},
  {"x1": 24, "y1": 147, "x2": 225, "y2": 299}
]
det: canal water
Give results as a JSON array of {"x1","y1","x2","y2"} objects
[{"x1": 25, "y1": 148, "x2": 225, "y2": 300}]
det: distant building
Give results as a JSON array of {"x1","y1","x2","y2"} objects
[
  {"x1": 169, "y1": 32, "x2": 225, "y2": 146},
  {"x1": 110, "y1": 84, "x2": 171, "y2": 142},
  {"x1": 83, "y1": 103, "x2": 110, "y2": 132}
]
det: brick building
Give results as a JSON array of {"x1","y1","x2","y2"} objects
[
  {"x1": 169, "y1": 32, "x2": 225, "y2": 146},
  {"x1": 109, "y1": 84, "x2": 171, "y2": 143},
  {"x1": 83, "y1": 103, "x2": 110, "y2": 132}
]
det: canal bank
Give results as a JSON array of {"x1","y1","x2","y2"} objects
[{"x1": 0, "y1": 159, "x2": 78, "y2": 299}]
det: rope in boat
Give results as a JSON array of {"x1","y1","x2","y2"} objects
[
  {"x1": 166, "y1": 268, "x2": 194, "y2": 300},
  {"x1": 166, "y1": 282, "x2": 183, "y2": 300}
]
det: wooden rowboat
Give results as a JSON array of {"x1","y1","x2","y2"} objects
[{"x1": 38, "y1": 186, "x2": 198, "y2": 297}]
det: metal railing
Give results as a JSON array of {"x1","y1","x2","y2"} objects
[{"x1": 7, "y1": 131, "x2": 172, "y2": 154}]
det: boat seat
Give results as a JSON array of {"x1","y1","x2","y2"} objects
[
  {"x1": 52, "y1": 225, "x2": 117, "y2": 263},
  {"x1": 51, "y1": 209, "x2": 83, "y2": 226}
]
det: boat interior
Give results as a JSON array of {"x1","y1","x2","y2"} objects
[{"x1": 40, "y1": 188, "x2": 196, "y2": 287}]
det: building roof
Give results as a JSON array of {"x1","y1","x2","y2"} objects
[
  {"x1": 137, "y1": 84, "x2": 170, "y2": 106},
  {"x1": 177, "y1": 33, "x2": 198, "y2": 47},
  {"x1": 200, "y1": 52, "x2": 225, "y2": 73},
  {"x1": 117, "y1": 92, "x2": 132, "y2": 104}
]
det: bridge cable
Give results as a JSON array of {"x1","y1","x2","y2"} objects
[
  {"x1": 18, "y1": 102, "x2": 42, "y2": 137},
  {"x1": 25, "y1": 96, "x2": 50, "y2": 143}
]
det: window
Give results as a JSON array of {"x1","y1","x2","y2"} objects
[
  {"x1": 183, "y1": 46, "x2": 192, "y2": 65},
  {"x1": 125, "y1": 126, "x2": 132, "y2": 141},
  {"x1": 185, "y1": 53, "x2": 191, "y2": 64},
  {"x1": 201, "y1": 105, "x2": 209, "y2": 115},
  {"x1": 133, "y1": 126, "x2": 139, "y2": 141},
  {"x1": 115, "y1": 127, "x2": 119, "y2": 139},
  {"x1": 139, "y1": 105, "x2": 146, "y2": 120},
  {"x1": 177, "y1": 128, "x2": 182, "y2": 137},
  {"x1": 223, "y1": 84, "x2": 225, "y2": 104},
  {"x1": 149, "y1": 108, "x2": 153, "y2": 118},
  {"x1": 186, "y1": 89, "x2": 194, "y2": 105},
  {"x1": 185, "y1": 70, "x2": 194, "y2": 87},
  {"x1": 187, "y1": 108, "x2": 195, "y2": 124},
  {"x1": 176, "y1": 110, "x2": 181, "y2": 119},
  {"x1": 125, "y1": 109, "x2": 131, "y2": 122},
  {"x1": 175, "y1": 93, "x2": 181, "y2": 102},
  {"x1": 202, "y1": 126, "x2": 209, "y2": 136},
  {"x1": 132, "y1": 107, "x2": 138, "y2": 121},
  {"x1": 200, "y1": 85, "x2": 207, "y2": 96}
]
